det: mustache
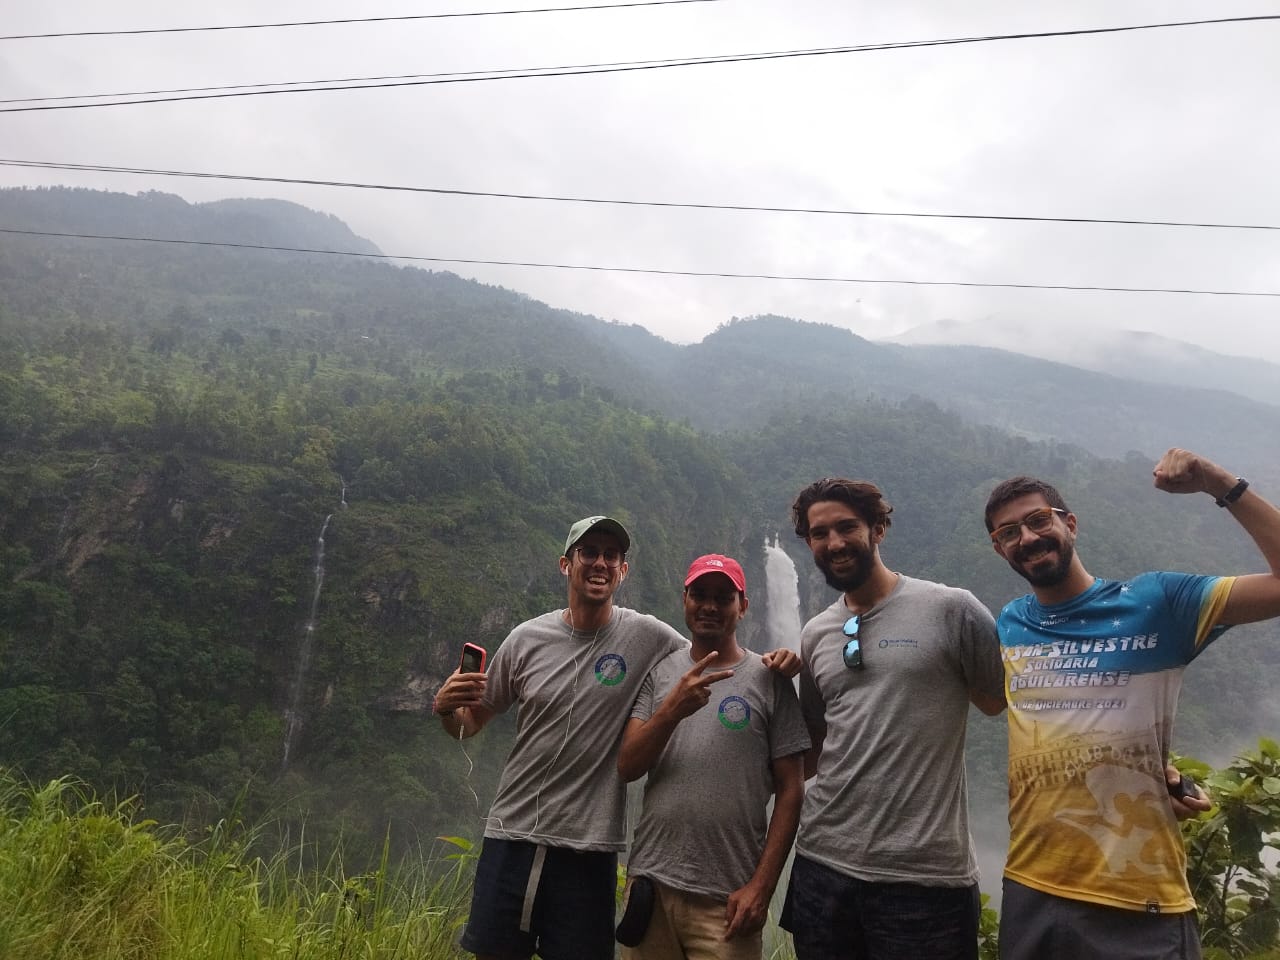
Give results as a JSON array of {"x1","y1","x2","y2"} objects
[{"x1": 1013, "y1": 537, "x2": 1056, "y2": 562}]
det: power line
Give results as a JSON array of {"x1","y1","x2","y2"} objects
[
  {"x1": 0, "y1": 46, "x2": 855, "y2": 107},
  {"x1": 0, "y1": 49, "x2": 775, "y2": 106},
  {"x1": 4, "y1": 158, "x2": 1277, "y2": 233},
  {"x1": 2, "y1": 15, "x2": 1276, "y2": 113},
  {"x1": 4, "y1": 227, "x2": 1277, "y2": 299},
  {"x1": 0, "y1": 0, "x2": 720, "y2": 41}
]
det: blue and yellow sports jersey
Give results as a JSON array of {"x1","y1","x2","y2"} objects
[{"x1": 999, "y1": 572, "x2": 1234, "y2": 913}]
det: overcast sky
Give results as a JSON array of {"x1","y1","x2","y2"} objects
[{"x1": 3, "y1": 1, "x2": 1278, "y2": 362}]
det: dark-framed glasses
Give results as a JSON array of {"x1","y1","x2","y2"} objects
[
  {"x1": 989, "y1": 507, "x2": 1067, "y2": 548},
  {"x1": 575, "y1": 544, "x2": 625, "y2": 567},
  {"x1": 842, "y1": 615, "x2": 863, "y2": 670}
]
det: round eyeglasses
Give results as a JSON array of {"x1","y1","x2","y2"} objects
[{"x1": 575, "y1": 544, "x2": 625, "y2": 568}]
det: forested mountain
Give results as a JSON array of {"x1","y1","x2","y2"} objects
[
  {"x1": 2, "y1": 186, "x2": 1277, "y2": 859},
  {"x1": 592, "y1": 315, "x2": 1280, "y2": 486}
]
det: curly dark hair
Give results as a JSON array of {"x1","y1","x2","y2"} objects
[{"x1": 791, "y1": 477, "x2": 893, "y2": 540}]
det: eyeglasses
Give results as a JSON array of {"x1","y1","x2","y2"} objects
[
  {"x1": 575, "y1": 544, "x2": 625, "y2": 567},
  {"x1": 989, "y1": 507, "x2": 1067, "y2": 548},
  {"x1": 842, "y1": 615, "x2": 863, "y2": 670}
]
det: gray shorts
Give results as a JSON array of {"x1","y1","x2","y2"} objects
[{"x1": 1000, "y1": 878, "x2": 1201, "y2": 960}]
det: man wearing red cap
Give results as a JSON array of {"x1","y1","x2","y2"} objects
[{"x1": 617, "y1": 554, "x2": 810, "y2": 960}]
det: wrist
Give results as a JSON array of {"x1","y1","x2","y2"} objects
[
  {"x1": 1215, "y1": 477, "x2": 1249, "y2": 508},
  {"x1": 431, "y1": 694, "x2": 454, "y2": 718}
]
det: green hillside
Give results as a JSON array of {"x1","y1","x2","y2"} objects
[{"x1": 2, "y1": 185, "x2": 1277, "y2": 862}]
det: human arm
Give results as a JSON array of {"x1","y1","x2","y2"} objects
[
  {"x1": 723, "y1": 751, "x2": 805, "y2": 940},
  {"x1": 1152, "y1": 448, "x2": 1280, "y2": 624},
  {"x1": 797, "y1": 667, "x2": 826, "y2": 779},
  {"x1": 969, "y1": 690, "x2": 1006, "y2": 716},
  {"x1": 617, "y1": 653, "x2": 734, "y2": 781},
  {"x1": 962, "y1": 595, "x2": 1007, "y2": 716},
  {"x1": 433, "y1": 669, "x2": 494, "y2": 739}
]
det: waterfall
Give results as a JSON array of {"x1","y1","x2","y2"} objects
[
  {"x1": 763, "y1": 536, "x2": 803, "y2": 660},
  {"x1": 281, "y1": 513, "x2": 332, "y2": 772}
]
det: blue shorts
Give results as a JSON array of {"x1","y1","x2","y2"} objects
[
  {"x1": 780, "y1": 853, "x2": 979, "y2": 960},
  {"x1": 460, "y1": 837, "x2": 618, "y2": 960}
]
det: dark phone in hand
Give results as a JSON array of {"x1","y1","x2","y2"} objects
[
  {"x1": 1168, "y1": 773, "x2": 1197, "y2": 800},
  {"x1": 460, "y1": 642, "x2": 486, "y2": 673}
]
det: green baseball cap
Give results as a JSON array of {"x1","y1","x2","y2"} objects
[{"x1": 564, "y1": 516, "x2": 631, "y2": 556}]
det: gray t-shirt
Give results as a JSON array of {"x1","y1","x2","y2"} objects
[
  {"x1": 625, "y1": 648, "x2": 811, "y2": 900},
  {"x1": 482, "y1": 606, "x2": 687, "y2": 851},
  {"x1": 796, "y1": 575, "x2": 1003, "y2": 885}
]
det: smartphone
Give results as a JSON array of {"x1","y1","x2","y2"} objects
[
  {"x1": 1168, "y1": 773, "x2": 1197, "y2": 800},
  {"x1": 460, "y1": 642, "x2": 486, "y2": 674}
]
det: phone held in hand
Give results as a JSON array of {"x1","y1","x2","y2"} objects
[
  {"x1": 1168, "y1": 773, "x2": 1197, "y2": 800},
  {"x1": 460, "y1": 642, "x2": 487, "y2": 674}
]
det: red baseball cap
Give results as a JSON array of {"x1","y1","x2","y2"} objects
[{"x1": 684, "y1": 554, "x2": 746, "y2": 594}]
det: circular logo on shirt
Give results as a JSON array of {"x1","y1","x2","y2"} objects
[
  {"x1": 718, "y1": 695, "x2": 751, "y2": 730},
  {"x1": 594, "y1": 653, "x2": 627, "y2": 686}
]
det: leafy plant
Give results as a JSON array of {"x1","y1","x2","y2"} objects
[{"x1": 1181, "y1": 741, "x2": 1280, "y2": 957}]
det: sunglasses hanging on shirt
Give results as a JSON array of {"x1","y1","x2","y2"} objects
[{"x1": 842, "y1": 615, "x2": 863, "y2": 670}]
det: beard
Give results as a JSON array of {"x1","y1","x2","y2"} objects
[
  {"x1": 815, "y1": 540, "x2": 876, "y2": 593},
  {"x1": 1009, "y1": 536, "x2": 1076, "y2": 588}
]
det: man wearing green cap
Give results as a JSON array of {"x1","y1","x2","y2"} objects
[{"x1": 433, "y1": 518, "x2": 800, "y2": 960}]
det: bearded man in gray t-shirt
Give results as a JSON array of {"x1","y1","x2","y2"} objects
[
  {"x1": 618, "y1": 554, "x2": 810, "y2": 960},
  {"x1": 778, "y1": 479, "x2": 1006, "y2": 960}
]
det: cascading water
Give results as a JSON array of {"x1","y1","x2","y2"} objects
[
  {"x1": 763, "y1": 536, "x2": 803, "y2": 674},
  {"x1": 281, "y1": 512, "x2": 332, "y2": 772}
]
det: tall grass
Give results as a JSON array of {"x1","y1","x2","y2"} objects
[{"x1": 0, "y1": 770, "x2": 475, "y2": 960}]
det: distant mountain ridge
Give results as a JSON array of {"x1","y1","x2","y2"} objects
[
  {"x1": 5, "y1": 186, "x2": 1274, "y2": 488},
  {"x1": 592, "y1": 315, "x2": 1280, "y2": 488},
  {"x1": 0, "y1": 186, "x2": 383, "y2": 257},
  {"x1": 886, "y1": 317, "x2": 1280, "y2": 408}
]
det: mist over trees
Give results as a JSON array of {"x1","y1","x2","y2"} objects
[{"x1": 2, "y1": 186, "x2": 1278, "y2": 865}]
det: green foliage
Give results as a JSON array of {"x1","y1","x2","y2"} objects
[
  {"x1": 978, "y1": 892, "x2": 1000, "y2": 960},
  {"x1": 0, "y1": 770, "x2": 477, "y2": 959},
  {"x1": 1182, "y1": 743, "x2": 1280, "y2": 957}
]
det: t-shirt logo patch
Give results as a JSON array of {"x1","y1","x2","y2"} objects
[
  {"x1": 594, "y1": 653, "x2": 627, "y2": 686},
  {"x1": 718, "y1": 695, "x2": 751, "y2": 730}
]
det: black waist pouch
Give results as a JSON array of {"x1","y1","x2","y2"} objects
[{"x1": 615, "y1": 875, "x2": 655, "y2": 947}]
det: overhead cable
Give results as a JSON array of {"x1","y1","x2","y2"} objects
[
  {"x1": 2, "y1": 15, "x2": 1277, "y2": 113},
  {"x1": 4, "y1": 227, "x2": 1277, "y2": 299},
  {"x1": 0, "y1": 1, "x2": 720, "y2": 41},
  {"x1": 3, "y1": 159, "x2": 1276, "y2": 233}
]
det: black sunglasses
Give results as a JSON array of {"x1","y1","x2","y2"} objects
[{"x1": 842, "y1": 615, "x2": 863, "y2": 670}]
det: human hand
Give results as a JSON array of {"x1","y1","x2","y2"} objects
[
  {"x1": 433, "y1": 668, "x2": 485, "y2": 717},
  {"x1": 761, "y1": 648, "x2": 801, "y2": 678},
  {"x1": 665, "y1": 652, "x2": 734, "y2": 720},
  {"x1": 1166, "y1": 764, "x2": 1211, "y2": 819},
  {"x1": 723, "y1": 880, "x2": 769, "y2": 939},
  {"x1": 1153, "y1": 448, "x2": 1233, "y2": 499}
]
